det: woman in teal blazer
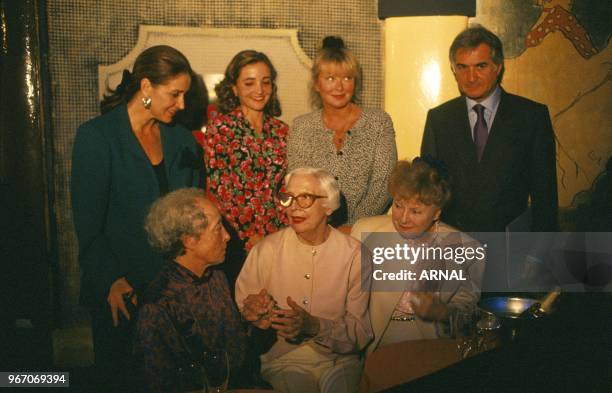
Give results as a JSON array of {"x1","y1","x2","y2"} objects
[{"x1": 71, "y1": 45, "x2": 203, "y2": 390}]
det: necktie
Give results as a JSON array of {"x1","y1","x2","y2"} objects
[{"x1": 473, "y1": 104, "x2": 488, "y2": 161}]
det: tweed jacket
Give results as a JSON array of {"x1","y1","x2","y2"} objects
[{"x1": 288, "y1": 108, "x2": 397, "y2": 225}]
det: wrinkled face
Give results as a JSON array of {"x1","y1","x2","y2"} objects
[
  {"x1": 452, "y1": 43, "x2": 501, "y2": 102},
  {"x1": 232, "y1": 61, "x2": 273, "y2": 114},
  {"x1": 144, "y1": 72, "x2": 191, "y2": 123},
  {"x1": 391, "y1": 195, "x2": 441, "y2": 237},
  {"x1": 285, "y1": 174, "x2": 332, "y2": 239},
  {"x1": 187, "y1": 199, "x2": 230, "y2": 265},
  {"x1": 315, "y1": 61, "x2": 356, "y2": 110}
]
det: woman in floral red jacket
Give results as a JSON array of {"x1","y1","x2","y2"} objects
[{"x1": 204, "y1": 50, "x2": 288, "y2": 287}]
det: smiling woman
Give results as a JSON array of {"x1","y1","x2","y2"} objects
[
  {"x1": 71, "y1": 45, "x2": 204, "y2": 391},
  {"x1": 142, "y1": 73, "x2": 191, "y2": 124},
  {"x1": 204, "y1": 50, "x2": 289, "y2": 288},
  {"x1": 288, "y1": 36, "x2": 398, "y2": 227}
]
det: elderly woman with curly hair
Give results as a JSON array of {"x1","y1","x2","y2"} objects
[
  {"x1": 204, "y1": 50, "x2": 289, "y2": 287},
  {"x1": 135, "y1": 188, "x2": 246, "y2": 392}
]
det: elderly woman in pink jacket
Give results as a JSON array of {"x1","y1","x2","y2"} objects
[{"x1": 236, "y1": 167, "x2": 373, "y2": 393}]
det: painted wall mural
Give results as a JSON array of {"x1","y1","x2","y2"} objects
[{"x1": 472, "y1": 0, "x2": 611, "y2": 207}]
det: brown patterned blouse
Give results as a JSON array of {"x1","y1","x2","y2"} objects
[{"x1": 135, "y1": 261, "x2": 246, "y2": 392}]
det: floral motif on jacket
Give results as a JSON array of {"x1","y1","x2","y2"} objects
[{"x1": 204, "y1": 108, "x2": 288, "y2": 248}]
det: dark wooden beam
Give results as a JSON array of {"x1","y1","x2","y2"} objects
[{"x1": 379, "y1": 0, "x2": 476, "y2": 19}]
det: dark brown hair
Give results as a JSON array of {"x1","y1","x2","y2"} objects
[
  {"x1": 100, "y1": 45, "x2": 193, "y2": 114},
  {"x1": 215, "y1": 50, "x2": 281, "y2": 117},
  {"x1": 173, "y1": 71, "x2": 209, "y2": 130}
]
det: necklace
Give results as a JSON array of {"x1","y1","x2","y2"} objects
[{"x1": 323, "y1": 104, "x2": 360, "y2": 151}]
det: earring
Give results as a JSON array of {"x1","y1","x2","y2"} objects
[{"x1": 141, "y1": 96, "x2": 152, "y2": 109}]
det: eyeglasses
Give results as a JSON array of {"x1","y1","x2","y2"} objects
[{"x1": 277, "y1": 192, "x2": 327, "y2": 209}]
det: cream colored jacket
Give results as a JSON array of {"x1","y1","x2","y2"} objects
[
  {"x1": 351, "y1": 215, "x2": 485, "y2": 353},
  {"x1": 236, "y1": 226, "x2": 374, "y2": 362}
]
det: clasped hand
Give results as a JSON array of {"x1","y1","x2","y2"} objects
[
  {"x1": 241, "y1": 290, "x2": 319, "y2": 339},
  {"x1": 241, "y1": 289, "x2": 277, "y2": 329}
]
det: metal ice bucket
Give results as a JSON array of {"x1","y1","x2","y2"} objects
[{"x1": 478, "y1": 297, "x2": 547, "y2": 342}]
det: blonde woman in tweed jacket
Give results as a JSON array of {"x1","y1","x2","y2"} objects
[{"x1": 288, "y1": 36, "x2": 397, "y2": 227}]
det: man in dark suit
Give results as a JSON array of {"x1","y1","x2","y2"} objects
[{"x1": 421, "y1": 25, "x2": 558, "y2": 233}]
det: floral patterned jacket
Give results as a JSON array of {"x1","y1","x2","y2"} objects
[{"x1": 204, "y1": 108, "x2": 288, "y2": 249}]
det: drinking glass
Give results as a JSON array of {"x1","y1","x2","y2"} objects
[
  {"x1": 202, "y1": 350, "x2": 229, "y2": 393},
  {"x1": 177, "y1": 362, "x2": 207, "y2": 393},
  {"x1": 454, "y1": 308, "x2": 480, "y2": 359}
]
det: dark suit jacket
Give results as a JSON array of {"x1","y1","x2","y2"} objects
[
  {"x1": 421, "y1": 90, "x2": 558, "y2": 232},
  {"x1": 71, "y1": 104, "x2": 204, "y2": 307}
]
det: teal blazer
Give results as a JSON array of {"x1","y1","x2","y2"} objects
[{"x1": 71, "y1": 104, "x2": 204, "y2": 307}]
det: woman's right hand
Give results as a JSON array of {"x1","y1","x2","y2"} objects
[{"x1": 107, "y1": 277, "x2": 136, "y2": 327}]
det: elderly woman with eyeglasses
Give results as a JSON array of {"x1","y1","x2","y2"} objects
[{"x1": 235, "y1": 167, "x2": 373, "y2": 393}]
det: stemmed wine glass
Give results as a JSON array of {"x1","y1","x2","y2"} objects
[{"x1": 202, "y1": 350, "x2": 229, "y2": 393}]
